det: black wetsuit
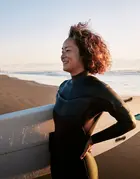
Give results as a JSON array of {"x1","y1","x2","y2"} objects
[{"x1": 49, "y1": 71, "x2": 135, "y2": 179}]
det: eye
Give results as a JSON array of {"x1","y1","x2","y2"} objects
[{"x1": 66, "y1": 49, "x2": 71, "y2": 52}]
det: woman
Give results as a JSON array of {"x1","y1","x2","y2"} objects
[{"x1": 49, "y1": 22, "x2": 136, "y2": 179}]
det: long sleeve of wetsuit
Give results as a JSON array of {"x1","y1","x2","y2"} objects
[{"x1": 91, "y1": 93, "x2": 136, "y2": 145}]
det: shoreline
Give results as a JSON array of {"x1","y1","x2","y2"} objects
[{"x1": 0, "y1": 74, "x2": 139, "y2": 115}]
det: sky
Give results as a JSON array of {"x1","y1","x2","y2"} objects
[{"x1": 0, "y1": 0, "x2": 140, "y2": 68}]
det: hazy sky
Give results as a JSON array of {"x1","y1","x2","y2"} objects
[{"x1": 0, "y1": 0, "x2": 140, "y2": 66}]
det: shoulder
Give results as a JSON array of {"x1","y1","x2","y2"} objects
[
  {"x1": 59, "y1": 79, "x2": 69, "y2": 88},
  {"x1": 58, "y1": 79, "x2": 69, "y2": 93},
  {"x1": 85, "y1": 75, "x2": 108, "y2": 91},
  {"x1": 86, "y1": 75, "x2": 124, "y2": 105}
]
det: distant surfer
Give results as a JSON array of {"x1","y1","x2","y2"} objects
[{"x1": 49, "y1": 22, "x2": 136, "y2": 179}]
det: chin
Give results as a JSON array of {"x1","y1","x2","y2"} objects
[{"x1": 63, "y1": 66, "x2": 71, "y2": 73}]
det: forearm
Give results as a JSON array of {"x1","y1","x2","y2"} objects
[{"x1": 91, "y1": 121, "x2": 136, "y2": 144}]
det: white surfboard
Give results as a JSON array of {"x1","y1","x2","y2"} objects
[
  {"x1": 0, "y1": 101, "x2": 139, "y2": 179},
  {"x1": 0, "y1": 104, "x2": 54, "y2": 179}
]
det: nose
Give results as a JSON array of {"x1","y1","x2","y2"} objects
[{"x1": 61, "y1": 50, "x2": 66, "y2": 55}]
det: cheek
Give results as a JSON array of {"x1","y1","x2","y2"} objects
[
  {"x1": 69, "y1": 57, "x2": 77, "y2": 67},
  {"x1": 71, "y1": 56, "x2": 82, "y2": 67},
  {"x1": 69, "y1": 52, "x2": 79, "y2": 63}
]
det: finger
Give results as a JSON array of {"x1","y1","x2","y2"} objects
[
  {"x1": 81, "y1": 148, "x2": 91, "y2": 159},
  {"x1": 80, "y1": 140, "x2": 92, "y2": 160},
  {"x1": 80, "y1": 147, "x2": 89, "y2": 159},
  {"x1": 80, "y1": 152, "x2": 86, "y2": 160},
  {"x1": 89, "y1": 147, "x2": 92, "y2": 153}
]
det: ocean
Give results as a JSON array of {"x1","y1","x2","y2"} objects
[{"x1": 1, "y1": 63, "x2": 140, "y2": 96}]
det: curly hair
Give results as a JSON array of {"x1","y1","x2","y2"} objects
[{"x1": 68, "y1": 22, "x2": 111, "y2": 74}]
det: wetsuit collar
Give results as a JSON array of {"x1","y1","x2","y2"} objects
[{"x1": 71, "y1": 70, "x2": 88, "y2": 81}]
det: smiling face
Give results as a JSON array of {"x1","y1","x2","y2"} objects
[{"x1": 61, "y1": 38, "x2": 85, "y2": 76}]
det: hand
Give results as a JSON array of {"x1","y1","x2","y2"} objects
[{"x1": 80, "y1": 137, "x2": 93, "y2": 160}]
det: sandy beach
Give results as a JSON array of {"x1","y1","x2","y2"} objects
[
  {"x1": 0, "y1": 74, "x2": 139, "y2": 179},
  {"x1": 0, "y1": 75, "x2": 58, "y2": 115}
]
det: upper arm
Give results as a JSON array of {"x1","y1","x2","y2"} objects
[{"x1": 99, "y1": 85, "x2": 136, "y2": 127}]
